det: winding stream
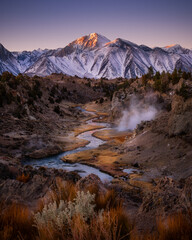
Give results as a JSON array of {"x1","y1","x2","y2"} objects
[{"x1": 23, "y1": 108, "x2": 113, "y2": 182}]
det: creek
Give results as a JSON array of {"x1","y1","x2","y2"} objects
[{"x1": 23, "y1": 108, "x2": 113, "y2": 182}]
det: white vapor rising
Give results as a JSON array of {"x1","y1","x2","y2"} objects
[{"x1": 118, "y1": 96, "x2": 158, "y2": 131}]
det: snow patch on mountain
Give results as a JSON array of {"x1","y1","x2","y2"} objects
[{"x1": 0, "y1": 33, "x2": 192, "y2": 79}]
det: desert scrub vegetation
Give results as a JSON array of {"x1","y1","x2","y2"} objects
[
  {"x1": 0, "y1": 202, "x2": 34, "y2": 240},
  {"x1": 34, "y1": 191, "x2": 131, "y2": 240},
  {"x1": 0, "y1": 179, "x2": 132, "y2": 240},
  {"x1": 156, "y1": 212, "x2": 192, "y2": 240},
  {"x1": 131, "y1": 211, "x2": 192, "y2": 240},
  {"x1": 16, "y1": 173, "x2": 30, "y2": 183},
  {"x1": 34, "y1": 179, "x2": 132, "y2": 240},
  {"x1": 34, "y1": 191, "x2": 96, "y2": 229},
  {"x1": 1, "y1": 178, "x2": 191, "y2": 240}
]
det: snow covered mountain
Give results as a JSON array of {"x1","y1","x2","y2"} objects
[
  {"x1": 12, "y1": 48, "x2": 49, "y2": 73},
  {"x1": 0, "y1": 33, "x2": 192, "y2": 79},
  {"x1": 0, "y1": 43, "x2": 21, "y2": 75}
]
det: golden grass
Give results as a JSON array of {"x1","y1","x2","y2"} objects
[
  {"x1": 93, "y1": 129, "x2": 132, "y2": 142},
  {"x1": 131, "y1": 211, "x2": 192, "y2": 240},
  {"x1": 86, "y1": 184, "x2": 120, "y2": 211},
  {"x1": 0, "y1": 202, "x2": 35, "y2": 240},
  {"x1": 35, "y1": 205, "x2": 131, "y2": 240},
  {"x1": 156, "y1": 211, "x2": 192, "y2": 240},
  {"x1": 49, "y1": 177, "x2": 77, "y2": 203},
  {"x1": 1, "y1": 178, "x2": 191, "y2": 240},
  {"x1": 74, "y1": 124, "x2": 104, "y2": 137},
  {"x1": 70, "y1": 206, "x2": 131, "y2": 240},
  {"x1": 35, "y1": 180, "x2": 132, "y2": 240}
]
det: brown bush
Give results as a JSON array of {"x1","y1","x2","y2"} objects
[
  {"x1": 131, "y1": 211, "x2": 192, "y2": 240},
  {"x1": 34, "y1": 179, "x2": 132, "y2": 240},
  {"x1": 157, "y1": 211, "x2": 192, "y2": 240},
  {"x1": 70, "y1": 206, "x2": 131, "y2": 240},
  {"x1": 16, "y1": 173, "x2": 30, "y2": 183},
  {"x1": 87, "y1": 185, "x2": 120, "y2": 211},
  {"x1": 0, "y1": 202, "x2": 35, "y2": 240}
]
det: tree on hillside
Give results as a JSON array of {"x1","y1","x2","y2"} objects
[
  {"x1": 153, "y1": 71, "x2": 161, "y2": 81},
  {"x1": 142, "y1": 66, "x2": 154, "y2": 86},
  {"x1": 148, "y1": 66, "x2": 154, "y2": 79},
  {"x1": 172, "y1": 68, "x2": 180, "y2": 84}
]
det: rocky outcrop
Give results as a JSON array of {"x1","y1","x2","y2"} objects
[
  {"x1": 27, "y1": 145, "x2": 63, "y2": 159},
  {"x1": 110, "y1": 90, "x2": 131, "y2": 121},
  {"x1": 0, "y1": 176, "x2": 52, "y2": 204},
  {"x1": 0, "y1": 161, "x2": 80, "y2": 206},
  {"x1": 76, "y1": 174, "x2": 106, "y2": 193},
  {"x1": 168, "y1": 95, "x2": 192, "y2": 142}
]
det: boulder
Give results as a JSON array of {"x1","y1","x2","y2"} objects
[{"x1": 76, "y1": 174, "x2": 106, "y2": 193}]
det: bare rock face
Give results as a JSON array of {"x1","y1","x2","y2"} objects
[
  {"x1": 0, "y1": 161, "x2": 81, "y2": 206},
  {"x1": 168, "y1": 95, "x2": 192, "y2": 142},
  {"x1": 0, "y1": 175, "x2": 52, "y2": 204},
  {"x1": 110, "y1": 90, "x2": 130, "y2": 121}
]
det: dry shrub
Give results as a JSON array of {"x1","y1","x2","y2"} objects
[
  {"x1": 87, "y1": 184, "x2": 120, "y2": 211},
  {"x1": 157, "y1": 211, "x2": 192, "y2": 240},
  {"x1": 35, "y1": 205, "x2": 131, "y2": 240},
  {"x1": 91, "y1": 206, "x2": 131, "y2": 240},
  {"x1": 0, "y1": 202, "x2": 35, "y2": 240},
  {"x1": 16, "y1": 173, "x2": 30, "y2": 183},
  {"x1": 49, "y1": 177, "x2": 77, "y2": 203},
  {"x1": 131, "y1": 211, "x2": 192, "y2": 240},
  {"x1": 69, "y1": 215, "x2": 89, "y2": 240},
  {"x1": 37, "y1": 178, "x2": 78, "y2": 210},
  {"x1": 0, "y1": 179, "x2": 132, "y2": 240},
  {"x1": 35, "y1": 223, "x2": 67, "y2": 240},
  {"x1": 70, "y1": 206, "x2": 131, "y2": 240},
  {"x1": 34, "y1": 181, "x2": 132, "y2": 240}
]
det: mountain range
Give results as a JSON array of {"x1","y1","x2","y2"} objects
[{"x1": 0, "y1": 33, "x2": 192, "y2": 79}]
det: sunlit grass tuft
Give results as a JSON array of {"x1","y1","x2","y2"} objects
[
  {"x1": 86, "y1": 184, "x2": 120, "y2": 210},
  {"x1": 157, "y1": 211, "x2": 192, "y2": 240},
  {"x1": 16, "y1": 173, "x2": 30, "y2": 183},
  {"x1": 0, "y1": 202, "x2": 35, "y2": 240}
]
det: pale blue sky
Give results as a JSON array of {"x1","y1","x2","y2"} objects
[{"x1": 1, "y1": 0, "x2": 192, "y2": 51}]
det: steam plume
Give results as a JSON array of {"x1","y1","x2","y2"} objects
[{"x1": 118, "y1": 95, "x2": 158, "y2": 131}]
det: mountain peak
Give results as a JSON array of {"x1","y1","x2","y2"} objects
[
  {"x1": 89, "y1": 32, "x2": 100, "y2": 38},
  {"x1": 0, "y1": 43, "x2": 15, "y2": 62},
  {"x1": 72, "y1": 33, "x2": 110, "y2": 49},
  {"x1": 105, "y1": 38, "x2": 137, "y2": 48},
  {"x1": 164, "y1": 44, "x2": 178, "y2": 49},
  {"x1": 163, "y1": 44, "x2": 188, "y2": 54},
  {"x1": 164, "y1": 44, "x2": 184, "y2": 50},
  {"x1": 0, "y1": 43, "x2": 5, "y2": 50}
]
